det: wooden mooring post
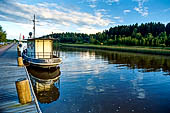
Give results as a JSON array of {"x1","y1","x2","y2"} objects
[
  {"x1": 15, "y1": 78, "x2": 32, "y2": 104},
  {"x1": 17, "y1": 45, "x2": 21, "y2": 57},
  {"x1": 17, "y1": 57, "x2": 24, "y2": 66}
]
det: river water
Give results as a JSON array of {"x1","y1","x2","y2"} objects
[{"x1": 36, "y1": 47, "x2": 170, "y2": 113}]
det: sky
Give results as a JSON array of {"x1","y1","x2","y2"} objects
[{"x1": 0, "y1": 0, "x2": 170, "y2": 39}]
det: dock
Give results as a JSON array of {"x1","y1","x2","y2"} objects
[{"x1": 0, "y1": 44, "x2": 39, "y2": 113}]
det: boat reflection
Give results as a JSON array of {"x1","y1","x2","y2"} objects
[
  {"x1": 27, "y1": 65, "x2": 60, "y2": 79},
  {"x1": 27, "y1": 65, "x2": 61, "y2": 104},
  {"x1": 32, "y1": 79, "x2": 60, "y2": 104}
]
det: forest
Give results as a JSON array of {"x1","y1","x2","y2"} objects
[
  {"x1": 46, "y1": 22, "x2": 170, "y2": 47},
  {"x1": 0, "y1": 25, "x2": 7, "y2": 42}
]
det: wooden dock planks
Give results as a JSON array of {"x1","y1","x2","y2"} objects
[{"x1": 0, "y1": 44, "x2": 38, "y2": 113}]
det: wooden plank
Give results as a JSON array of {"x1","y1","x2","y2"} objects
[
  {"x1": 4, "y1": 102, "x2": 36, "y2": 113},
  {"x1": 0, "y1": 45, "x2": 38, "y2": 113}
]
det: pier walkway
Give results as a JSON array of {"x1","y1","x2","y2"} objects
[{"x1": 0, "y1": 44, "x2": 38, "y2": 113}]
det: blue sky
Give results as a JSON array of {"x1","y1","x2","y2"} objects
[{"x1": 0, "y1": 0, "x2": 170, "y2": 39}]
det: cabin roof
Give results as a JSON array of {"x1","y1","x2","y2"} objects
[{"x1": 26, "y1": 37, "x2": 54, "y2": 41}]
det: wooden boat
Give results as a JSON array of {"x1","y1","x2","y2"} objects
[
  {"x1": 21, "y1": 15, "x2": 61, "y2": 68},
  {"x1": 22, "y1": 37, "x2": 62, "y2": 68}
]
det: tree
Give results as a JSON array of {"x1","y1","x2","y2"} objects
[
  {"x1": 43, "y1": 22, "x2": 170, "y2": 47},
  {"x1": 132, "y1": 28, "x2": 137, "y2": 38},
  {"x1": 107, "y1": 39, "x2": 115, "y2": 45},
  {"x1": 166, "y1": 35, "x2": 170, "y2": 46},
  {"x1": 166, "y1": 23, "x2": 170, "y2": 36},
  {"x1": 136, "y1": 33, "x2": 142, "y2": 40},
  {"x1": 0, "y1": 25, "x2": 7, "y2": 42}
]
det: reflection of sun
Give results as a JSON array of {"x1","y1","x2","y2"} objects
[{"x1": 79, "y1": 51, "x2": 95, "y2": 60}]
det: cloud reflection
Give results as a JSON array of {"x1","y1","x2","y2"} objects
[{"x1": 131, "y1": 73, "x2": 145, "y2": 99}]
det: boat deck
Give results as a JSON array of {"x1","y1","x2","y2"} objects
[{"x1": 0, "y1": 44, "x2": 39, "y2": 113}]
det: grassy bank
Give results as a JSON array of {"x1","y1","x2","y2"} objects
[{"x1": 60, "y1": 43, "x2": 170, "y2": 56}]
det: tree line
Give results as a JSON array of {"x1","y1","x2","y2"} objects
[
  {"x1": 45, "y1": 22, "x2": 170, "y2": 47},
  {"x1": 0, "y1": 25, "x2": 7, "y2": 42}
]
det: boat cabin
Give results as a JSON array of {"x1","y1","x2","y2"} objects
[{"x1": 26, "y1": 37, "x2": 53, "y2": 59}]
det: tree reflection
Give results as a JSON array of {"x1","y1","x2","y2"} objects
[{"x1": 61, "y1": 47, "x2": 170, "y2": 75}]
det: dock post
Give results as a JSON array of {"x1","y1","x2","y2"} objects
[
  {"x1": 15, "y1": 78, "x2": 32, "y2": 104},
  {"x1": 17, "y1": 46, "x2": 21, "y2": 57},
  {"x1": 17, "y1": 57, "x2": 24, "y2": 66}
]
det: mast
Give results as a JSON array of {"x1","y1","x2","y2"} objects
[
  {"x1": 33, "y1": 14, "x2": 35, "y2": 38},
  {"x1": 19, "y1": 33, "x2": 21, "y2": 41}
]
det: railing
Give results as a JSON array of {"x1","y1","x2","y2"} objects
[{"x1": 25, "y1": 51, "x2": 60, "y2": 59}]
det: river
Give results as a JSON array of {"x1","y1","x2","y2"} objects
[{"x1": 35, "y1": 47, "x2": 170, "y2": 113}]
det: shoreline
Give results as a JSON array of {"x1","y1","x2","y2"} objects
[{"x1": 60, "y1": 43, "x2": 170, "y2": 56}]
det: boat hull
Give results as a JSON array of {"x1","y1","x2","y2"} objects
[
  {"x1": 26, "y1": 65, "x2": 61, "y2": 79},
  {"x1": 23, "y1": 53, "x2": 62, "y2": 68}
]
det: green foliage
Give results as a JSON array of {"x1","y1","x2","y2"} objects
[
  {"x1": 0, "y1": 25, "x2": 7, "y2": 42},
  {"x1": 136, "y1": 33, "x2": 142, "y2": 39},
  {"x1": 107, "y1": 39, "x2": 114, "y2": 45},
  {"x1": 89, "y1": 38, "x2": 96, "y2": 44},
  {"x1": 166, "y1": 23, "x2": 170, "y2": 36},
  {"x1": 44, "y1": 22, "x2": 170, "y2": 47}
]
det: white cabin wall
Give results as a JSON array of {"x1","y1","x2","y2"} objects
[
  {"x1": 35, "y1": 39, "x2": 53, "y2": 59},
  {"x1": 44, "y1": 40, "x2": 52, "y2": 58},
  {"x1": 35, "y1": 40, "x2": 43, "y2": 58}
]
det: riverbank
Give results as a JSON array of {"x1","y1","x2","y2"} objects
[{"x1": 60, "y1": 43, "x2": 170, "y2": 56}]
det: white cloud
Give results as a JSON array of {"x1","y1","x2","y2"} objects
[
  {"x1": 0, "y1": 1, "x2": 115, "y2": 38},
  {"x1": 114, "y1": 0, "x2": 120, "y2": 2},
  {"x1": 114, "y1": 16, "x2": 121, "y2": 19},
  {"x1": 94, "y1": 9, "x2": 109, "y2": 18},
  {"x1": 106, "y1": 0, "x2": 120, "y2": 5},
  {"x1": 88, "y1": 0, "x2": 97, "y2": 2},
  {"x1": 123, "y1": 9, "x2": 131, "y2": 14},
  {"x1": 77, "y1": 26, "x2": 103, "y2": 34},
  {"x1": 87, "y1": 0, "x2": 119, "y2": 6},
  {"x1": 113, "y1": 16, "x2": 124, "y2": 23},
  {"x1": 86, "y1": 0, "x2": 97, "y2": 8},
  {"x1": 89, "y1": 4, "x2": 96, "y2": 8},
  {"x1": 133, "y1": 0, "x2": 148, "y2": 16},
  {"x1": 96, "y1": 9, "x2": 107, "y2": 12}
]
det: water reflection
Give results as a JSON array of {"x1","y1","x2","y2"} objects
[
  {"x1": 26, "y1": 65, "x2": 61, "y2": 104},
  {"x1": 56, "y1": 47, "x2": 170, "y2": 113},
  {"x1": 31, "y1": 79, "x2": 60, "y2": 104},
  {"x1": 27, "y1": 65, "x2": 61, "y2": 79},
  {"x1": 61, "y1": 47, "x2": 170, "y2": 75}
]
